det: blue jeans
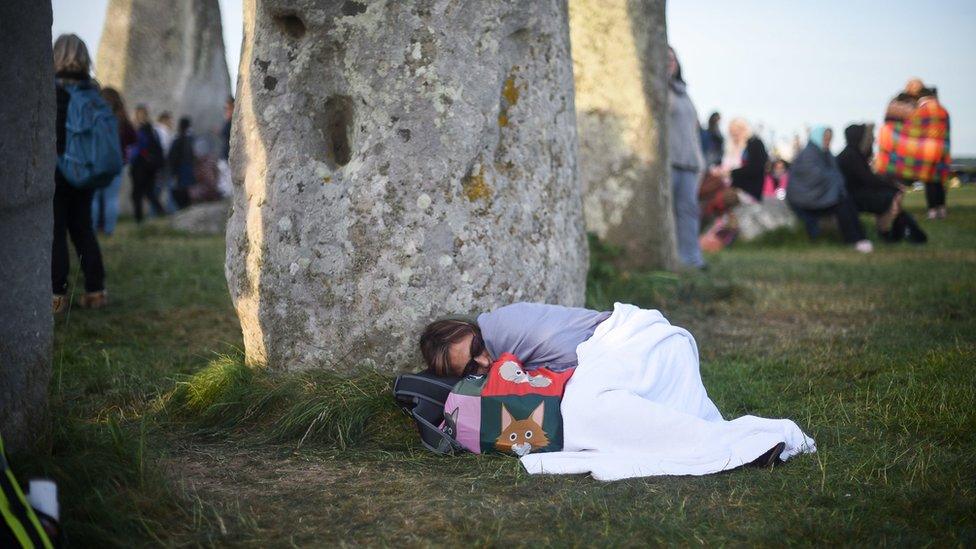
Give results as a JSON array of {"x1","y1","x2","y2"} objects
[
  {"x1": 91, "y1": 171, "x2": 123, "y2": 235},
  {"x1": 671, "y1": 167, "x2": 705, "y2": 268}
]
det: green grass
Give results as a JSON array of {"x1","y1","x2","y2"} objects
[{"x1": 13, "y1": 187, "x2": 976, "y2": 546}]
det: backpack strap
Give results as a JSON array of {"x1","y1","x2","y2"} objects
[
  {"x1": 393, "y1": 373, "x2": 464, "y2": 455},
  {"x1": 0, "y1": 436, "x2": 54, "y2": 549}
]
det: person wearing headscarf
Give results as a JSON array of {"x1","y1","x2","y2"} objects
[
  {"x1": 787, "y1": 126, "x2": 872, "y2": 253},
  {"x1": 837, "y1": 123, "x2": 926, "y2": 243},
  {"x1": 725, "y1": 118, "x2": 769, "y2": 201},
  {"x1": 667, "y1": 46, "x2": 706, "y2": 269}
]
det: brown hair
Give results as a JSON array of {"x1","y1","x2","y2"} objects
[
  {"x1": 53, "y1": 34, "x2": 91, "y2": 75},
  {"x1": 419, "y1": 319, "x2": 480, "y2": 376},
  {"x1": 100, "y1": 87, "x2": 129, "y2": 123}
]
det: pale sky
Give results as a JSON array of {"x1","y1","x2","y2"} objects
[{"x1": 54, "y1": 0, "x2": 976, "y2": 156}]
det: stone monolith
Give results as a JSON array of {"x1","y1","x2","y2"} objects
[
  {"x1": 570, "y1": 0, "x2": 678, "y2": 270},
  {"x1": 227, "y1": 0, "x2": 588, "y2": 371},
  {"x1": 0, "y1": 0, "x2": 55, "y2": 453},
  {"x1": 97, "y1": 0, "x2": 231, "y2": 135}
]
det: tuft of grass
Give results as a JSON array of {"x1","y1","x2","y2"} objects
[{"x1": 163, "y1": 353, "x2": 401, "y2": 450}]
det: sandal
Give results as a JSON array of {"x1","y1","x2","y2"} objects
[{"x1": 79, "y1": 290, "x2": 108, "y2": 309}]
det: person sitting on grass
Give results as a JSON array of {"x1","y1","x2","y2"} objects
[
  {"x1": 837, "y1": 123, "x2": 926, "y2": 244},
  {"x1": 786, "y1": 126, "x2": 873, "y2": 253},
  {"x1": 419, "y1": 302, "x2": 816, "y2": 480}
]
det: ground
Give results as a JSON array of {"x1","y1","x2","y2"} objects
[{"x1": 16, "y1": 188, "x2": 976, "y2": 546}]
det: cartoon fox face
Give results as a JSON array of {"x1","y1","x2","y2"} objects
[{"x1": 495, "y1": 403, "x2": 549, "y2": 456}]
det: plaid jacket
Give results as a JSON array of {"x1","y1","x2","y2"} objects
[{"x1": 876, "y1": 98, "x2": 951, "y2": 184}]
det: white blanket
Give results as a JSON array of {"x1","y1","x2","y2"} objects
[{"x1": 520, "y1": 303, "x2": 816, "y2": 481}]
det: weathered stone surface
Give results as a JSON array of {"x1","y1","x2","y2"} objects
[
  {"x1": 97, "y1": 0, "x2": 231, "y2": 135},
  {"x1": 0, "y1": 0, "x2": 55, "y2": 453},
  {"x1": 734, "y1": 199, "x2": 797, "y2": 241},
  {"x1": 227, "y1": 0, "x2": 587, "y2": 371},
  {"x1": 570, "y1": 0, "x2": 677, "y2": 270},
  {"x1": 171, "y1": 199, "x2": 230, "y2": 235}
]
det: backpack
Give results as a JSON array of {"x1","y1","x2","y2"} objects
[
  {"x1": 56, "y1": 83, "x2": 123, "y2": 190},
  {"x1": 444, "y1": 354, "x2": 573, "y2": 456},
  {"x1": 1, "y1": 435, "x2": 55, "y2": 549},
  {"x1": 393, "y1": 372, "x2": 463, "y2": 455},
  {"x1": 140, "y1": 126, "x2": 165, "y2": 172}
]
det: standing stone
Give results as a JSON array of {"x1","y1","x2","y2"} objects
[
  {"x1": 97, "y1": 0, "x2": 231, "y2": 135},
  {"x1": 227, "y1": 0, "x2": 587, "y2": 371},
  {"x1": 570, "y1": 0, "x2": 678, "y2": 270},
  {"x1": 0, "y1": 0, "x2": 55, "y2": 453}
]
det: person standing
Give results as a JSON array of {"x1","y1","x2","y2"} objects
[
  {"x1": 667, "y1": 47, "x2": 706, "y2": 270},
  {"x1": 130, "y1": 105, "x2": 165, "y2": 223},
  {"x1": 52, "y1": 34, "x2": 108, "y2": 312},
  {"x1": 700, "y1": 112, "x2": 724, "y2": 168},
  {"x1": 91, "y1": 87, "x2": 136, "y2": 236},
  {"x1": 168, "y1": 117, "x2": 196, "y2": 209},
  {"x1": 153, "y1": 112, "x2": 175, "y2": 212},
  {"x1": 787, "y1": 126, "x2": 872, "y2": 253}
]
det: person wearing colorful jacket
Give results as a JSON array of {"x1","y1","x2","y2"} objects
[{"x1": 876, "y1": 86, "x2": 951, "y2": 219}]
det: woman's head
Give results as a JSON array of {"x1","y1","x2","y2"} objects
[
  {"x1": 134, "y1": 104, "x2": 150, "y2": 126},
  {"x1": 419, "y1": 319, "x2": 492, "y2": 377},
  {"x1": 728, "y1": 118, "x2": 751, "y2": 144},
  {"x1": 178, "y1": 116, "x2": 192, "y2": 134},
  {"x1": 53, "y1": 34, "x2": 92, "y2": 75},
  {"x1": 809, "y1": 126, "x2": 832, "y2": 150},
  {"x1": 707, "y1": 112, "x2": 721, "y2": 132},
  {"x1": 904, "y1": 78, "x2": 924, "y2": 97},
  {"x1": 667, "y1": 46, "x2": 683, "y2": 83}
]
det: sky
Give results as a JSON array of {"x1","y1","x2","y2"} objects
[{"x1": 53, "y1": 0, "x2": 976, "y2": 156}]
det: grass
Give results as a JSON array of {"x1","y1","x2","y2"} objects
[{"x1": 11, "y1": 187, "x2": 976, "y2": 546}]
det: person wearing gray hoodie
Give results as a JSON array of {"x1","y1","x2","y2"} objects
[{"x1": 667, "y1": 47, "x2": 706, "y2": 269}]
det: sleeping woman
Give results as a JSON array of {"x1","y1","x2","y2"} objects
[{"x1": 419, "y1": 302, "x2": 816, "y2": 481}]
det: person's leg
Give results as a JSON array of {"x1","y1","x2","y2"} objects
[
  {"x1": 91, "y1": 187, "x2": 104, "y2": 232},
  {"x1": 832, "y1": 195, "x2": 867, "y2": 244},
  {"x1": 790, "y1": 205, "x2": 821, "y2": 240},
  {"x1": 65, "y1": 187, "x2": 106, "y2": 293},
  {"x1": 146, "y1": 168, "x2": 166, "y2": 216},
  {"x1": 131, "y1": 164, "x2": 146, "y2": 223},
  {"x1": 102, "y1": 172, "x2": 122, "y2": 235},
  {"x1": 924, "y1": 181, "x2": 945, "y2": 218},
  {"x1": 52, "y1": 183, "x2": 70, "y2": 297},
  {"x1": 671, "y1": 168, "x2": 705, "y2": 268}
]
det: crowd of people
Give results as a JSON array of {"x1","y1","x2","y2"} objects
[
  {"x1": 52, "y1": 34, "x2": 232, "y2": 312},
  {"x1": 668, "y1": 47, "x2": 951, "y2": 268}
]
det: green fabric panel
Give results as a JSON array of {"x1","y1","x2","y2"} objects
[{"x1": 479, "y1": 395, "x2": 562, "y2": 454}]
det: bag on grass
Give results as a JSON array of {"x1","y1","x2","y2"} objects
[
  {"x1": 393, "y1": 371, "x2": 463, "y2": 455},
  {"x1": 443, "y1": 354, "x2": 573, "y2": 457},
  {"x1": 56, "y1": 82, "x2": 123, "y2": 190}
]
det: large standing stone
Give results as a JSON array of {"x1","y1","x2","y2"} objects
[
  {"x1": 0, "y1": 0, "x2": 55, "y2": 453},
  {"x1": 227, "y1": 0, "x2": 587, "y2": 371},
  {"x1": 96, "y1": 0, "x2": 231, "y2": 134},
  {"x1": 570, "y1": 0, "x2": 678, "y2": 270}
]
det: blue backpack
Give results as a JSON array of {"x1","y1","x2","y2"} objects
[{"x1": 57, "y1": 83, "x2": 123, "y2": 190}]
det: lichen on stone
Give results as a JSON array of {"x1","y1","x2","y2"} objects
[{"x1": 461, "y1": 164, "x2": 492, "y2": 202}]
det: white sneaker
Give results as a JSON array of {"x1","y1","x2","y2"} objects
[{"x1": 854, "y1": 240, "x2": 874, "y2": 254}]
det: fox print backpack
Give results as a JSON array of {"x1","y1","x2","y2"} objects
[{"x1": 443, "y1": 354, "x2": 574, "y2": 456}]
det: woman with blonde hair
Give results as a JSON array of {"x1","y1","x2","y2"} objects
[
  {"x1": 52, "y1": 34, "x2": 108, "y2": 312},
  {"x1": 724, "y1": 118, "x2": 769, "y2": 201}
]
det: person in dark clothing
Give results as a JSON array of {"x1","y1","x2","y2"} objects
[
  {"x1": 726, "y1": 118, "x2": 769, "y2": 201},
  {"x1": 168, "y1": 117, "x2": 196, "y2": 209},
  {"x1": 700, "y1": 111, "x2": 724, "y2": 167},
  {"x1": 787, "y1": 126, "x2": 873, "y2": 253},
  {"x1": 221, "y1": 96, "x2": 234, "y2": 161},
  {"x1": 52, "y1": 34, "x2": 107, "y2": 312},
  {"x1": 837, "y1": 123, "x2": 926, "y2": 244},
  {"x1": 130, "y1": 104, "x2": 165, "y2": 223}
]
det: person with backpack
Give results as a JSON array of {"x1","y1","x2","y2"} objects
[
  {"x1": 91, "y1": 87, "x2": 136, "y2": 236},
  {"x1": 52, "y1": 34, "x2": 119, "y2": 313},
  {"x1": 130, "y1": 104, "x2": 166, "y2": 223}
]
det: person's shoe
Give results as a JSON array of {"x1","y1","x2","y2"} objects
[
  {"x1": 79, "y1": 290, "x2": 108, "y2": 309},
  {"x1": 938, "y1": 206, "x2": 947, "y2": 219},
  {"x1": 749, "y1": 442, "x2": 786, "y2": 468},
  {"x1": 927, "y1": 209, "x2": 938, "y2": 220},
  {"x1": 854, "y1": 240, "x2": 874, "y2": 254},
  {"x1": 52, "y1": 294, "x2": 68, "y2": 314}
]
